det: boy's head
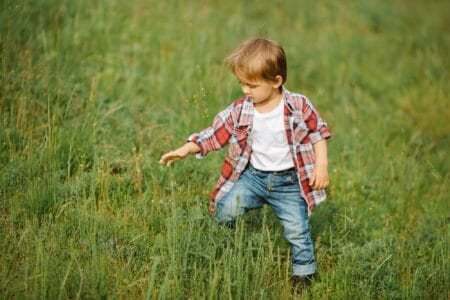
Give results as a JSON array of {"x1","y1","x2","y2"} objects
[{"x1": 225, "y1": 38, "x2": 287, "y2": 87}]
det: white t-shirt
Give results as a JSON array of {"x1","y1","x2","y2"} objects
[{"x1": 250, "y1": 100, "x2": 294, "y2": 171}]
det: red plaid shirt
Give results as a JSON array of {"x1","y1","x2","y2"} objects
[{"x1": 188, "y1": 87, "x2": 332, "y2": 215}]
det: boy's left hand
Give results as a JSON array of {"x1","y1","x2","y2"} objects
[{"x1": 309, "y1": 164, "x2": 329, "y2": 190}]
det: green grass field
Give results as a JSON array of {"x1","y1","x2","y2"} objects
[{"x1": 1, "y1": 0, "x2": 449, "y2": 298}]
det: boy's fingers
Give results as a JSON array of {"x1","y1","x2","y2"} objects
[
  {"x1": 159, "y1": 153, "x2": 181, "y2": 166},
  {"x1": 159, "y1": 155, "x2": 171, "y2": 165},
  {"x1": 310, "y1": 174, "x2": 329, "y2": 189},
  {"x1": 160, "y1": 151, "x2": 176, "y2": 162},
  {"x1": 314, "y1": 178, "x2": 329, "y2": 189},
  {"x1": 159, "y1": 154, "x2": 170, "y2": 164},
  {"x1": 167, "y1": 157, "x2": 181, "y2": 166}
]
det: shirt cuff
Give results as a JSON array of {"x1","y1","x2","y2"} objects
[
  {"x1": 187, "y1": 134, "x2": 206, "y2": 159},
  {"x1": 309, "y1": 127, "x2": 332, "y2": 144}
]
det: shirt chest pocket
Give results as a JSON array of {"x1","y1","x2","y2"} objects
[
  {"x1": 228, "y1": 127, "x2": 249, "y2": 158},
  {"x1": 292, "y1": 116, "x2": 315, "y2": 170},
  {"x1": 292, "y1": 118, "x2": 310, "y2": 144}
]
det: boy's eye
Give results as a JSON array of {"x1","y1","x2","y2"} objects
[{"x1": 239, "y1": 81, "x2": 258, "y2": 88}]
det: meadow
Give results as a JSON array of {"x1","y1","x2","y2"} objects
[{"x1": 1, "y1": 0, "x2": 449, "y2": 298}]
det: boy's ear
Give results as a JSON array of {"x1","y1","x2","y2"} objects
[{"x1": 273, "y1": 75, "x2": 283, "y2": 88}]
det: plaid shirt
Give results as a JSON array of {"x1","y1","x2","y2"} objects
[{"x1": 188, "y1": 87, "x2": 331, "y2": 215}]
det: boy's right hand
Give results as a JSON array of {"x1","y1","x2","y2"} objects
[
  {"x1": 159, "y1": 142, "x2": 201, "y2": 166},
  {"x1": 159, "y1": 149, "x2": 188, "y2": 166}
]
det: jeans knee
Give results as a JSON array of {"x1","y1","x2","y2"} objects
[
  {"x1": 215, "y1": 201, "x2": 242, "y2": 225},
  {"x1": 283, "y1": 222, "x2": 311, "y2": 243}
]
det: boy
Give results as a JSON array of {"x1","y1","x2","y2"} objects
[{"x1": 159, "y1": 38, "x2": 331, "y2": 287}]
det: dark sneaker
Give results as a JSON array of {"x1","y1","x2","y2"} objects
[{"x1": 290, "y1": 274, "x2": 315, "y2": 292}]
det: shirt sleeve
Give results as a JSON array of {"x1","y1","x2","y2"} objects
[
  {"x1": 187, "y1": 102, "x2": 237, "y2": 158},
  {"x1": 302, "y1": 96, "x2": 332, "y2": 144}
]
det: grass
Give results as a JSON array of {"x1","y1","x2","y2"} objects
[{"x1": 1, "y1": 0, "x2": 449, "y2": 298}]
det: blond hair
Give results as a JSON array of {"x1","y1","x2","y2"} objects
[{"x1": 225, "y1": 38, "x2": 287, "y2": 84}]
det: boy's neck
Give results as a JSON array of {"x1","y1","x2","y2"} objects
[{"x1": 254, "y1": 91, "x2": 283, "y2": 113}]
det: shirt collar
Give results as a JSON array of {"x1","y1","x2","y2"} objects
[
  {"x1": 237, "y1": 98, "x2": 254, "y2": 127},
  {"x1": 237, "y1": 86, "x2": 294, "y2": 127},
  {"x1": 282, "y1": 86, "x2": 295, "y2": 113}
]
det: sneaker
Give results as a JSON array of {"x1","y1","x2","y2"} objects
[{"x1": 290, "y1": 274, "x2": 315, "y2": 292}]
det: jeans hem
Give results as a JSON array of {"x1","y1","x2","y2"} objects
[{"x1": 292, "y1": 262, "x2": 317, "y2": 276}]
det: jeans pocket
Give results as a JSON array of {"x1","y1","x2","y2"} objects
[{"x1": 280, "y1": 174, "x2": 300, "y2": 191}]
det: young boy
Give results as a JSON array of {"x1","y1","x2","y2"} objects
[{"x1": 159, "y1": 38, "x2": 331, "y2": 286}]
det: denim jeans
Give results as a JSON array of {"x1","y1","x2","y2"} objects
[{"x1": 215, "y1": 165, "x2": 317, "y2": 276}]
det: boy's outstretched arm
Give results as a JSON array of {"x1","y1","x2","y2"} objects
[
  {"x1": 159, "y1": 142, "x2": 201, "y2": 166},
  {"x1": 309, "y1": 139, "x2": 329, "y2": 190}
]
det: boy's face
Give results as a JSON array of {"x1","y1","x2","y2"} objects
[{"x1": 236, "y1": 73, "x2": 283, "y2": 106}]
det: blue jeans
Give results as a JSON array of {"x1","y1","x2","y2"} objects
[{"x1": 215, "y1": 165, "x2": 317, "y2": 276}]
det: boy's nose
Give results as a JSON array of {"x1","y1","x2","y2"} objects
[{"x1": 242, "y1": 85, "x2": 250, "y2": 95}]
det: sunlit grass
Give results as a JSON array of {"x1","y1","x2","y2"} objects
[{"x1": 1, "y1": 0, "x2": 449, "y2": 298}]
